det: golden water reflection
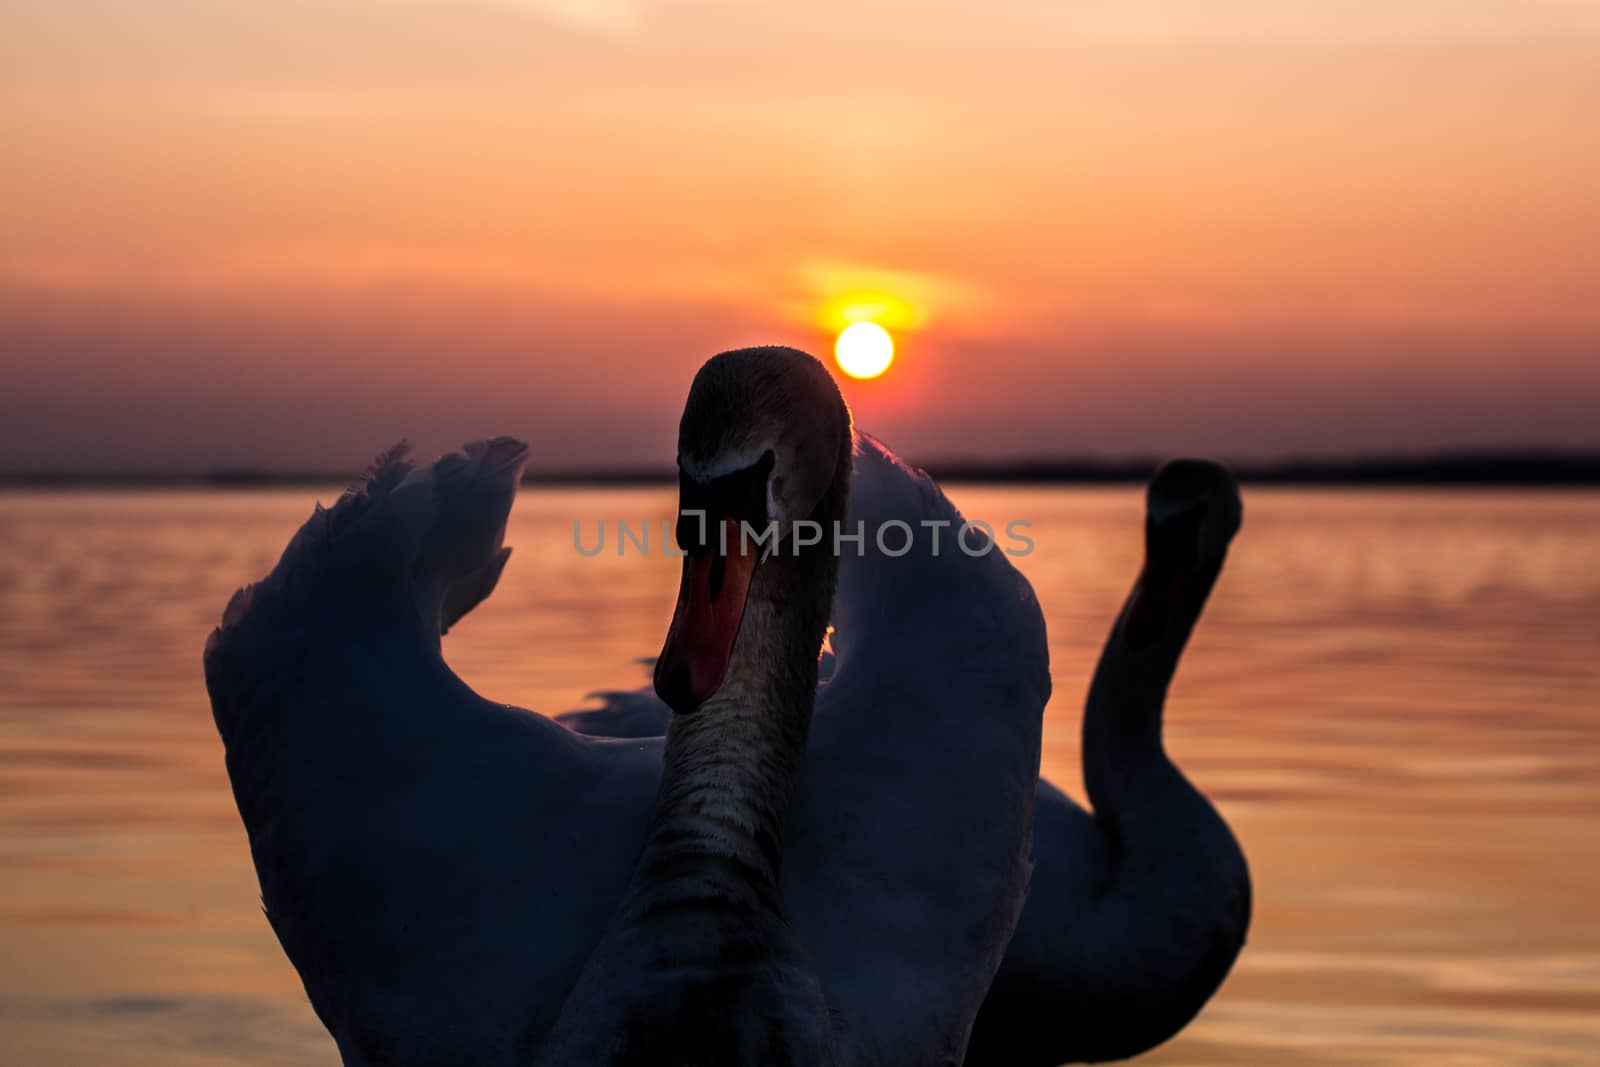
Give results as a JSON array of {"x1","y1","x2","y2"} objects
[{"x1": 1, "y1": 487, "x2": 1597, "y2": 1064}]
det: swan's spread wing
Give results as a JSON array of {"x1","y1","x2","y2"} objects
[
  {"x1": 204, "y1": 439, "x2": 653, "y2": 1064},
  {"x1": 822, "y1": 433, "x2": 1049, "y2": 694},
  {"x1": 206, "y1": 438, "x2": 532, "y2": 814},
  {"x1": 790, "y1": 432, "x2": 1052, "y2": 1062}
]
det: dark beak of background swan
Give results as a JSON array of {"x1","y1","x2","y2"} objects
[
  {"x1": 1122, "y1": 458, "x2": 1242, "y2": 651},
  {"x1": 1123, "y1": 502, "x2": 1206, "y2": 650}
]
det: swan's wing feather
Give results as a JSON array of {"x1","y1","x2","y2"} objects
[
  {"x1": 792, "y1": 431, "x2": 1052, "y2": 1061},
  {"x1": 205, "y1": 437, "x2": 531, "y2": 735},
  {"x1": 828, "y1": 432, "x2": 1051, "y2": 697},
  {"x1": 204, "y1": 437, "x2": 642, "y2": 1061},
  {"x1": 207, "y1": 441, "x2": 414, "y2": 746}
]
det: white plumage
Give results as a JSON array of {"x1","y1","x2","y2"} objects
[{"x1": 206, "y1": 354, "x2": 1050, "y2": 1064}]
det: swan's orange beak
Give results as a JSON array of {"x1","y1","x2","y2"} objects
[{"x1": 655, "y1": 519, "x2": 759, "y2": 714}]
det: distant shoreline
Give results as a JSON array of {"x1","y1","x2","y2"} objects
[{"x1": 4, "y1": 452, "x2": 1599, "y2": 489}]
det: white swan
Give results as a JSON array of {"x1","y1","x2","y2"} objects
[
  {"x1": 532, "y1": 347, "x2": 850, "y2": 1064},
  {"x1": 205, "y1": 346, "x2": 1050, "y2": 1065},
  {"x1": 564, "y1": 459, "x2": 1252, "y2": 1065}
]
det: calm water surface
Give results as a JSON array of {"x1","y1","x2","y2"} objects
[{"x1": 1, "y1": 486, "x2": 1597, "y2": 1065}]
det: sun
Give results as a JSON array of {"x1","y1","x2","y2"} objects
[{"x1": 834, "y1": 321, "x2": 895, "y2": 380}]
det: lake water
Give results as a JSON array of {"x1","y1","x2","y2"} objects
[{"x1": 1, "y1": 485, "x2": 1597, "y2": 1065}]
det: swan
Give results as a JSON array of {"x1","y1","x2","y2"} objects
[
  {"x1": 531, "y1": 346, "x2": 851, "y2": 1064},
  {"x1": 204, "y1": 345, "x2": 1050, "y2": 1065},
  {"x1": 963, "y1": 458, "x2": 1250, "y2": 1064},
  {"x1": 563, "y1": 459, "x2": 1252, "y2": 1065}
]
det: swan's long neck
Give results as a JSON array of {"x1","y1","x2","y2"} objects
[
  {"x1": 1082, "y1": 551, "x2": 1223, "y2": 828},
  {"x1": 630, "y1": 482, "x2": 847, "y2": 917}
]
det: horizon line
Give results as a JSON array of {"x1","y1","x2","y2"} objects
[{"x1": 4, "y1": 449, "x2": 1600, "y2": 489}]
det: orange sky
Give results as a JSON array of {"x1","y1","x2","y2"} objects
[{"x1": 3, "y1": 1, "x2": 1598, "y2": 472}]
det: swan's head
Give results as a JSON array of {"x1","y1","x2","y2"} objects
[
  {"x1": 654, "y1": 346, "x2": 852, "y2": 714},
  {"x1": 1147, "y1": 459, "x2": 1242, "y2": 564},
  {"x1": 1125, "y1": 459, "x2": 1242, "y2": 649}
]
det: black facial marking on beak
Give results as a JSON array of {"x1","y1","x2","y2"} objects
[
  {"x1": 655, "y1": 449, "x2": 779, "y2": 714},
  {"x1": 676, "y1": 448, "x2": 777, "y2": 549}
]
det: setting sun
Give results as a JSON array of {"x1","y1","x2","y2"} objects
[{"x1": 834, "y1": 321, "x2": 895, "y2": 380}]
